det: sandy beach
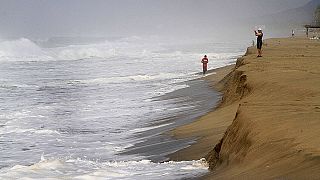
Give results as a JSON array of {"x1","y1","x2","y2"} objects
[{"x1": 170, "y1": 37, "x2": 320, "y2": 179}]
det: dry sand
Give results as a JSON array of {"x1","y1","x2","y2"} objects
[{"x1": 170, "y1": 37, "x2": 320, "y2": 179}]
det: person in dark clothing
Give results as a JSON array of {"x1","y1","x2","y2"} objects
[
  {"x1": 292, "y1": 29, "x2": 295, "y2": 37},
  {"x1": 255, "y1": 28, "x2": 263, "y2": 57},
  {"x1": 201, "y1": 55, "x2": 208, "y2": 75}
]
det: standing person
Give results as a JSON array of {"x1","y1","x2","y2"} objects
[
  {"x1": 292, "y1": 29, "x2": 295, "y2": 37},
  {"x1": 201, "y1": 55, "x2": 208, "y2": 75},
  {"x1": 254, "y1": 28, "x2": 263, "y2": 57}
]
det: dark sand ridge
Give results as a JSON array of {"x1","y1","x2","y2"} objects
[{"x1": 170, "y1": 37, "x2": 320, "y2": 179}]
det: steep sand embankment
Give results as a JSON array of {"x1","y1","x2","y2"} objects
[{"x1": 171, "y1": 37, "x2": 320, "y2": 179}]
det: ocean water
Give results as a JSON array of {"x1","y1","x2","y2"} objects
[{"x1": 0, "y1": 37, "x2": 245, "y2": 179}]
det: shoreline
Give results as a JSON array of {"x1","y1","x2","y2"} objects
[
  {"x1": 169, "y1": 37, "x2": 320, "y2": 178},
  {"x1": 168, "y1": 64, "x2": 237, "y2": 161},
  {"x1": 120, "y1": 72, "x2": 222, "y2": 162},
  {"x1": 120, "y1": 65, "x2": 238, "y2": 163}
]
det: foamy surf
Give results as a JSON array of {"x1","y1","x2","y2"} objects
[
  {"x1": 0, "y1": 36, "x2": 245, "y2": 179},
  {"x1": 0, "y1": 156, "x2": 209, "y2": 180},
  {"x1": 72, "y1": 73, "x2": 188, "y2": 85},
  {"x1": 129, "y1": 123, "x2": 174, "y2": 133}
]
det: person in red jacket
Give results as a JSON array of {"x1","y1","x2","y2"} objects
[{"x1": 201, "y1": 55, "x2": 208, "y2": 75}]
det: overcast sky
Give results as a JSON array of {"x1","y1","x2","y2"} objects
[{"x1": 0, "y1": 0, "x2": 312, "y2": 40}]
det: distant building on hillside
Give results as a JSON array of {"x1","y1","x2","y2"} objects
[
  {"x1": 304, "y1": 5, "x2": 320, "y2": 37},
  {"x1": 315, "y1": 5, "x2": 320, "y2": 25}
]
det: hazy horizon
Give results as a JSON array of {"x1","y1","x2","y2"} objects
[{"x1": 0, "y1": 0, "x2": 314, "y2": 42}]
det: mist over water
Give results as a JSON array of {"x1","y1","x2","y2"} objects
[
  {"x1": 0, "y1": 0, "x2": 312, "y2": 41},
  {"x1": 0, "y1": 0, "x2": 315, "y2": 179}
]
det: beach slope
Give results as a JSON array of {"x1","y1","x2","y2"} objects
[{"x1": 171, "y1": 37, "x2": 320, "y2": 179}]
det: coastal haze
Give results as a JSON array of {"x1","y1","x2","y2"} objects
[
  {"x1": 0, "y1": 0, "x2": 319, "y2": 179},
  {"x1": 0, "y1": 0, "x2": 314, "y2": 41}
]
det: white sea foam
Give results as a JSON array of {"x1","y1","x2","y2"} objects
[
  {"x1": 151, "y1": 84, "x2": 190, "y2": 97},
  {"x1": 0, "y1": 36, "x2": 245, "y2": 179},
  {"x1": 0, "y1": 157, "x2": 208, "y2": 180},
  {"x1": 52, "y1": 43, "x2": 117, "y2": 60},
  {"x1": 34, "y1": 129, "x2": 61, "y2": 135},
  {"x1": 0, "y1": 126, "x2": 60, "y2": 135},
  {"x1": 0, "y1": 83, "x2": 38, "y2": 89},
  {"x1": 0, "y1": 38, "x2": 53, "y2": 61},
  {"x1": 73, "y1": 73, "x2": 187, "y2": 85},
  {"x1": 0, "y1": 38, "x2": 242, "y2": 62},
  {"x1": 0, "y1": 37, "x2": 162, "y2": 61},
  {"x1": 129, "y1": 123, "x2": 173, "y2": 133}
]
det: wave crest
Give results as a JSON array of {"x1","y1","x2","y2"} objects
[
  {"x1": 0, "y1": 38, "x2": 53, "y2": 61},
  {"x1": 0, "y1": 156, "x2": 208, "y2": 179},
  {"x1": 0, "y1": 37, "x2": 156, "y2": 61}
]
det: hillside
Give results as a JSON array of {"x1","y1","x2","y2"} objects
[{"x1": 249, "y1": 0, "x2": 320, "y2": 36}]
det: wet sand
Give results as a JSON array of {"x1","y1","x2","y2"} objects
[
  {"x1": 170, "y1": 37, "x2": 320, "y2": 179},
  {"x1": 120, "y1": 75, "x2": 221, "y2": 162},
  {"x1": 168, "y1": 65, "x2": 236, "y2": 161}
]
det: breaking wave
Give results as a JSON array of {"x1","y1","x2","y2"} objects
[
  {"x1": 0, "y1": 37, "x2": 161, "y2": 61},
  {"x1": 0, "y1": 38, "x2": 53, "y2": 61},
  {"x1": 0, "y1": 156, "x2": 208, "y2": 179},
  {"x1": 0, "y1": 37, "x2": 243, "y2": 62}
]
